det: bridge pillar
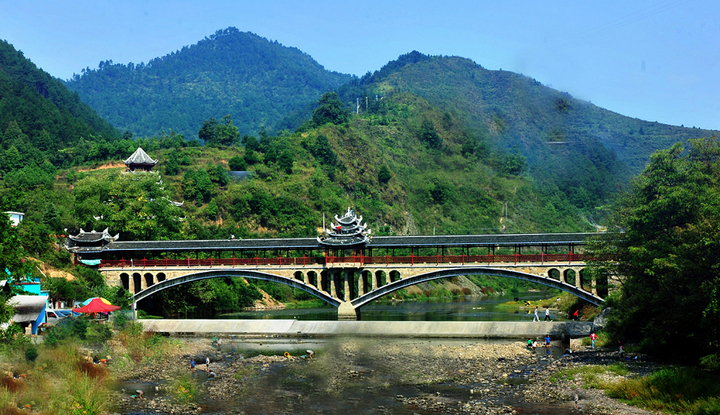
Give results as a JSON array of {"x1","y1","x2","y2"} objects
[
  {"x1": 337, "y1": 301, "x2": 357, "y2": 320},
  {"x1": 343, "y1": 270, "x2": 351, "y2": 302},
  {"x1": 329, "y1": 270, "x2": 337, "y2": 298}
]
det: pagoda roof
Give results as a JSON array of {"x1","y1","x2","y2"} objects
[
  {"x1": 67, "y1": 228, "x2": 119, "y2": 244},
  {"x1": 123, "y1": 147, "x2": 158, "y2": 167}
]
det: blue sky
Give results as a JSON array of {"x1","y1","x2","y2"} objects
[{"x1": 1, "y1": 0, "x2": 719, "y2": 130}]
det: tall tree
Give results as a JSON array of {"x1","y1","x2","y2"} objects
[
  {"x1": 311, "y1": 92, "x2": 348, "y2": 126},
  {"x1": 589, "y1": 136, "x2": 720, "y2": 361}
]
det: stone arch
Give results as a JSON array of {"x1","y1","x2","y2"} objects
[
  {"x1": 361, "y1": 270, "x2": 373, "y2": 294},
  {"x1": 578, "y1": 268, "x2": 592, "y2": 292},
  {"x1": 156, "y1": 272, "x2": 166, "y2": 282},
  {"x1": 306, "y1": 271, "x2": 318, "y2": 288},
  {"x1": 132, "y1": 269, "x2": 340, "y2": 307},
  {"x1": 332, "y1": 270, "x2": 345, "y2": 300},
  {"x1": 375, "y1": 270, "x2": 387, "y2": 288},
  {"x1": 293, "y1": 271, "x2": 304, "y2": 282},
  {"x1": 120, "y1": 273, "x2": 130, "y2": 291},
  {"x1": 351, "y1": 267, "x2": 603, "y2": 310},
  {"x1": 144, "y1": 273, "x2": 154, "y2": 288},
  {"x1": 563, "y1": 269, "x2": 577, "y2": 286},
  {"x1": 547, "y1": 268, "x2": 560, "y2": 280},
  {"x1": 132, "y1": 273, "x2": 142, "y2": 294},
  {"x1": 389, "y1": 270, "x2": 401, "y2": 283},
  {"x1": 320, "y1": 270, "x2": 330, "y2": 293}
]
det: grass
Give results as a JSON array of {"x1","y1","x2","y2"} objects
[
  {"x1": 606, "y1": 367, "x2": 720, "y2": 415},
  {"x1": 550, "y1": 361, "x2": 720, "y2": 415},
  {"x1": 0, "y1": 320, "x2": 188, "y2": 414}
]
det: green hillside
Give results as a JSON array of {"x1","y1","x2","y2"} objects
[
  {"x1": 59, "y1": 91, "x2": 594, "y2": 242},
  {"x1": 342, "y1": 53, "x2": 717, "y2": 175},
  {"x1": 65, "y1": 27, "x2": 353, "y2": 140},
  {"x1": 0, "y1": 39, "x2": 119, "y2": 170}
]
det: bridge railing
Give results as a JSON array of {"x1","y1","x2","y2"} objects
[
  {"x1": 100, "y1": 253, "x2": 586, "y2": 269},
  {"x1": 100, "y1": 256, "x2": 326, "y2": 269}
]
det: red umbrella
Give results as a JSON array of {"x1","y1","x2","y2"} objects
[{"x1": 73, "y1": 297, "x2": 121, "y2": 313}]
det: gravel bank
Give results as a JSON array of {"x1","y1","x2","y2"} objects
[{"x1": 113, "y1": 338, "x2": 658, "y2": 415}]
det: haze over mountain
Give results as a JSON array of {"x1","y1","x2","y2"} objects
[{"x1": 65, "y1": 28, "x2": 352, "y2": 140}]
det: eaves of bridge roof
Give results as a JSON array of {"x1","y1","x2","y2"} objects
[
  {"x1": 96, "y1": 232, "x2": 600, "y2": 254},
  {"x1": 368, "y1": 232, "x2": 598, "y2": 248}
]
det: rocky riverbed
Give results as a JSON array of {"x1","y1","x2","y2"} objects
[{"x1": 113, "y1": 337, "x2": 658, "y2": 415}]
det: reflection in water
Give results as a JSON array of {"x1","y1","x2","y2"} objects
[{"x1": 220, "y1": 291, "x2": 564, "y2": 322}]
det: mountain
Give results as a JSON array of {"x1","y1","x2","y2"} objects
[
  {"x1": 65, "y1": 27, "x2": 353, "y2": 140},
  {"x1": 0, "y1": 39, "x2": 119, "y2": 169},
  {"x1": 341, "y1": 52, "x2": 718, "y2": 175},
  {"x1": 333, "y1": 52, "x2": 718, "y2": 214}
]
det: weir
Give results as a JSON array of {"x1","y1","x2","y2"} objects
[{"x1": 139, "y1": 319, "x2": 595, "y2": 339}]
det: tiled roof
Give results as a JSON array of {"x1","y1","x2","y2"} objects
[
  {"x1": 123, "y1": 147, "x2": 158, "y2": 166},
  {"x1": 75, "y1": 232, "x2": 600, "y2": 254}
]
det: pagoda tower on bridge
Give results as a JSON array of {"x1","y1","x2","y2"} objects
[{"x1": 318, "y1": 207, "x2": 370, "y2": 246}]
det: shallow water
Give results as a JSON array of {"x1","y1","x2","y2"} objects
[
  {"x1": 120, "y1": 337, "x2": 579, "y2": 415},
  {"x1": 221, "y1": 291, "x2": 565, "y2": 322}
]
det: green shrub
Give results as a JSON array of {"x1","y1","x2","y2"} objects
[
  {"x1": 170, "y1": 372, "x2": 199, "y2": 404},
  {"x1": 44, "y1": 317, "x2": 90, "y2": 346},
  {"x1": 700, "y1": 354, "x2": 720, "y2": 371},
  {"x1": 24, "y1": 345, "x2": 39, "y2": 362},
  {"x1": 113, "y1": 312, "x2": 128, "y2": 329},
  {"x1": 86, "y1": 323, "x2": 113, "y2": 343}
]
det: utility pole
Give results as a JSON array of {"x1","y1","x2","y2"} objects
[{"x1": 356, "y1": 98, "x2": 360, "y2": 114}]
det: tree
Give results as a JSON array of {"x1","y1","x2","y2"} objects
[
  {"x1": 198, "y1": 117, "x2": 219, "y2": 145},
  {"x1": 588, "y1": 136, "x2": 720, "y2": 362},
  {"x1": 311, "y1": 135, "x2": 338, "y2": 166},
  {"x1": 216, "y1": 115, "x2": 240, "y2": 146},
  {"x1": 79, "y1": 171, "x2": 186, "y2": 240},
  {"x1": 418, "y1": 119, "x2": 442, "y2": 149},
  {"x1": 378, "y1": 165, "x2": 392, "y2": 185},
  {"x1": 241, "y1": 135, "x2": 260, "y2": 152},
  {"x1": 311, "y1": 92, "x2": 348, "y2": 126},
  {"x1": 228, "y1": 155, "x2": 246, "y2": 171}
]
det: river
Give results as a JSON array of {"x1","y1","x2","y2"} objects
[
  {"x1": 120, "y1": 336, "x2": 587, "y2": 415},
  {"x1": 219, "y1": 291, "x2": 564, "y2": 322},
  {"x1": 121, "y1": 292, "x2": 587, "y2": 414}
]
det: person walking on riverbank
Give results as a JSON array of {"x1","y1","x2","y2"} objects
[
  {"x1": 590, "y1": 332, "x2": 597, "y2": 349},
  {"x1": 533, "y1": 306, "x2": 539, "y2": 322},
  {"x1": 544, "y1": 307, "x2": 551, "y2": 321},
  {"x1": 205, "y1": 356, "x2": 210, "y2": 372}
]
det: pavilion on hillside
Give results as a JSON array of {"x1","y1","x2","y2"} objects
[{"x1": 124, "y1": 147, "x2": 158, "y2": 172}]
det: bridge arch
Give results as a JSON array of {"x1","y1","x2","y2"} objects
[
  {"x1": 131, "y1": 269, "x2": 341, "y2": 307},
  {"x1": 351, "y1": 267, "x2": 603, "y2": 309}
]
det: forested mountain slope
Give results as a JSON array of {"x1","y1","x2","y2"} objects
[
  {"x1": 0, "y1": 39, "x2": 119, "y2": 169},
  {"x1": 65, "y1": 27, "x2": 353, "y2": 140},
  {"x1": 342, "y1": 53, "x2": 717, "y2": 175}
]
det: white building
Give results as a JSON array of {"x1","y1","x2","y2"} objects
[{"x1": 4, "y1": 211, "x2": 24, "y2": 227}]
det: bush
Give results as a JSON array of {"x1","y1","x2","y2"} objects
[
  {"x1": 86, "y1": 323, "x2": 113, "y2": 343},
  {"x1": 44, "y1": 317, "x2": 89, "y2": 346},
  {"x1": 113, "y1": 311, "x2": 129, "y2": 329},
  {"x1": 170, "y1": 372, "x2": 198, "y2": 404},
  {"x1": 24, "y1": 345, "x2": 39, "y2": 362}
]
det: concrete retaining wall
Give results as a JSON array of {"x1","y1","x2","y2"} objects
[{"x1": 139, "y1": 319, "x2": 593, "y2": 339}]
